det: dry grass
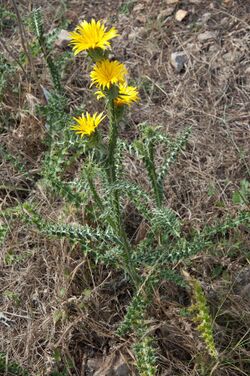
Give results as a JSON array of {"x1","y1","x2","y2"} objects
[{"x1": 0, "y1": 0, "x2": 250, "y2": 375}]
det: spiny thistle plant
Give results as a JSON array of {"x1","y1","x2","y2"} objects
[
  {"x1": 30, "y1": 8, "x2": 62, "y2": 92},
  {"x1": 0, "y1": 222, "x2": 8, "y2": 246},
  {"x1": 1, "y1": 15, "x2": 250, "y2": 375},
  {"x1": 184, "y1": 271, "x2": 218, "y2": 360}
]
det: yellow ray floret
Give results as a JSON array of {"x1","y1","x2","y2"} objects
[
  {"x1": 95, "y1": 90, "x2": 106, "y2": 100},
  {"x1": 115, "y1": 84, "x2": 139, "y2": 106},
  {"x1": 90, "y1": 60, "x2": 128, "y2": 89},
  {"x1": 71, "y1": 112, "x2": 105, "y2": 137},
  {"x1": 69, "y1": 19, "x2": 119, "y2": 55}
]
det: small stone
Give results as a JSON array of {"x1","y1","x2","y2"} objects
[
  {"x1": 201, "y1": 12, "x2": 212, "y2": 23},
  {"x1": 175, "y1": 9, "x2": 188, "y2": 22},
  {"x1": 157, "y1": 8, "x2": 175, "y2": 21},
  {"x1": 171, "y1": 51, "x2": 188, "y2": 73},
  {"x1": 198, "y1": 31, "x2": 217, "y2": 42},
  {"x1": 55, "y1": 29, "x2": 70, "y2": 49}
]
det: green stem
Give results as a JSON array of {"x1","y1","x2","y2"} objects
[
  {"x1": 107, "y1": 100, "x2": 118, "y2": 183},
  {"x1": 86, "y1": 173, "x2": 104, "y2": 211},
  {"x1": 146, "y1": 142, "x2": 163, "y2": 208},
  {"x1": 107, "y1": 100, "x2": 123, "y2": 231},
  {"x1": 37, "y1": 32, "x2": 62, "y2": 93},
  {"x1": 106, "y1": 99, "x2": 140, "y2": 286},
  {"x1": 86, "y1": 172, "x2": 120, "y2": 231}
]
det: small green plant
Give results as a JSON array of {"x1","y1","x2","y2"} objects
[
  {"x1": 0, "y1": 352, "x2": 28, "y2": 376},
  {"x1": 4, "y1": 249, "x2": 32, "y2": 266},
  {"x1": 119, "y1": 0, "x2": 136, "y2": 15},
  {"x1": 232, "y1": 179, "x2": 250, "y2": 206},
  {"x1": 0, "y1": 53, "x2": 17, "y2": 99},
  {"x1": 0, "y1": 145, "x2": 31, "y2": 177},
  {"x1": 184, "y1": 272, "x2": 218, "y2": 359},
  {"x1": 0, "y1": 222, "x2": 8, "y2": 246},
  {"x1": 0, "y1": 5, "x2": 16, "y2": 32},
  {"x1": 2, "y1": 15, "x2": 250, "y2": 375},
  {"x1": 3, "y1": 290, "x2": 20, "y2": 305},
  {"x1": 29, "y1": 8, "x2": 63, "y2": 92}
]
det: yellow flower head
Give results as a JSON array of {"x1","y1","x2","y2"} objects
[
  {"x1": 90, "y1": 60, "x2": 128, "y2": 89},
  {"x1": 115, "y1": 84, "x2": 139, "y2": 106},
  {"x1": 71, "y1": 112, "x2": 105, "y2": 137},
  {"x1": 94, "y1": 84, "x2": 139, "y2": 106},
  {"x1": 69, "y1": 19, "x2": 119, "y2": 55}
]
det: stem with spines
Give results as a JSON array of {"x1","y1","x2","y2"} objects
[{"x1": 106, "y1": 98, "x2": 140, "y2": 286}]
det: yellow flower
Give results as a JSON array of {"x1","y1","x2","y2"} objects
[
  {"x1": 90, "y1": 60, "x2": 127, "y2": 89},
  {"x1": 115, "y1": 84, "x2": 139, "y2": 106},
  {"x1": 94, "y1": 84, "x2": 139, "y2": 106},
  {"x1": 71, "y1": 112, "x2": 105, "y2": 137},
  {"x1": 69, "y1": 19, "x2": 119, "y2": 55}
]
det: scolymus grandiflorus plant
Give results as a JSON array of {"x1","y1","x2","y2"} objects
[{"x1": 2, "y1": 15, "x2": 250, "y2": 376}]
